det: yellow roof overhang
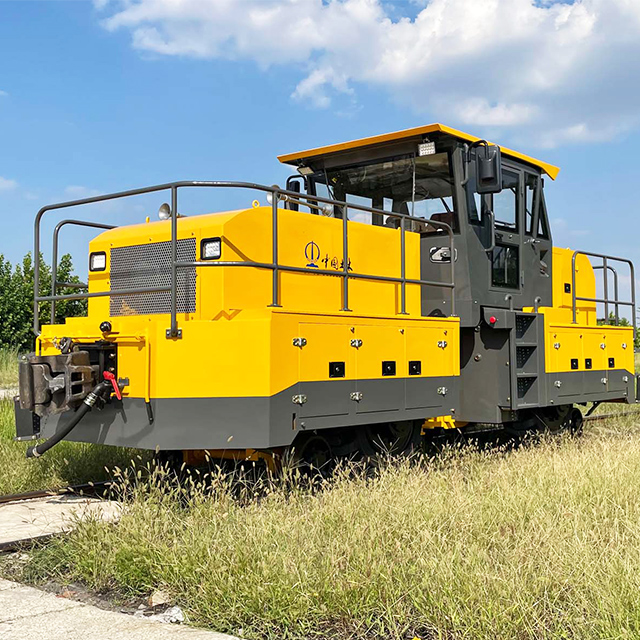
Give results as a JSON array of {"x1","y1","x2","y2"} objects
[{"x1": 277, "y1": 123, "x2": 560, "y2": 180}]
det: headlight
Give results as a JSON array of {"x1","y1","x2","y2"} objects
[
  {"x1": 89, "y1": 251, "x2": 106, "y2": 272},
  {"x1": 201, "y1": 238, "x2": 221, "y2": 260}
]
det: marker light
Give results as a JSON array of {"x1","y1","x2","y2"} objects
[
  {"x1": 89, "y1": 251, "x2": 106, "y2": 272},
  {"x1": 201, "y1": 237, "x2": 221, "y2": 260}
]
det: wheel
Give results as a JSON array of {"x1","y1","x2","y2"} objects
[
  {"x1": 566, "y1": 407, "x2": 583, "y2": 435},
  {"x1": 356, "y1": 420, "x2": 422, "y2": 457},
  {"x1": 292, "y1": 434, "x2": 334, "y2": 475}
]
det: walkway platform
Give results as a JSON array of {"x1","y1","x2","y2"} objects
[
  {"x1": 0, "y1": 578, "x2": 238, "y2": 639},
  {"x1": 0, "y1": 495, "x2": 121, "y2": 550}
]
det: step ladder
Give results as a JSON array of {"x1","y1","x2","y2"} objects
[{"x1": 510, "y1": 312, "x2": 544, "y2": 409}]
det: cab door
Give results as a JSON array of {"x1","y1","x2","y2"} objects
[
  {"x1": 487, "y1": 165, "x2": 522, "y2": 299},
  {"x1": 482, "y1": 164, "x2": 552, "y2": 310}
]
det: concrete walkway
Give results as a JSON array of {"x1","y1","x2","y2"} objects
[
  {"x1": 0, "y1": 578, "x2": 239, "y2": 639},
  {"x1": 0, "y1": 495, "x2": 122, "y2": 549}
]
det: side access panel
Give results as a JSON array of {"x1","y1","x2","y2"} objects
[
  {"x1": 354, "y1": 325, "x2": 405, "y2": 415},
  {"x1": 405, "y1": 325, "x2": 453, "y2": 410},
  {"x1": 297, "y1": 323, "x2": 355, "y2": 419}
]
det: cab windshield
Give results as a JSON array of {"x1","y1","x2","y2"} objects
[{"x1": 310, "y1": 152, "x2": 457, "y2": 232}]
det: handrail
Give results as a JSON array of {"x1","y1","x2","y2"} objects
[
  {"x1": 571, "y1": 250, "x2": 636, "y2": 337},
  {"x1": 50, "y1": 219, "x2": 116, "y2": 323},
  {"x1": 33, "y1": 181, "x2": 456, "y2": 337}
]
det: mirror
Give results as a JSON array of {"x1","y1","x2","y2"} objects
[
  {"x1": 285, "y1": 176, "x2": 303, "y2": 211},
  {"x1": 476, "y1": 144, "x2": 502, "y2": 194}
]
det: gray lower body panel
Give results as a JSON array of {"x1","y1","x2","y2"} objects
[
  {"x1": 545, "y1": 369, "x2": 634, "y2": 406},
  {"x1": 36, "y1": 376, "x2": 459, "y2": 451}
]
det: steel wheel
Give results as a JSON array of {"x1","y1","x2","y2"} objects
[{"x1": 356, "y1": 420, "x2": 421, "y2": 457}]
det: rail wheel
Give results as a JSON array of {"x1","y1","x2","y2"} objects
[
  {"x1": 565, "y1": 407, "x2": 584, "y2": 435},
  {"x1": 356, "y1": 420, "x2": 422, "y2": 457},
  {"x1": 291, "y1": 433, "x2": 334, "y2": 475}
]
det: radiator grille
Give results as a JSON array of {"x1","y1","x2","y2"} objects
[{"x1": 109, "y1": 239, "x2": 197, "y2": 316}]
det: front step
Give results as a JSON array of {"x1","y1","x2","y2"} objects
[{"x1": 511, "y1": 313, "x2": 544, "y2": 409}]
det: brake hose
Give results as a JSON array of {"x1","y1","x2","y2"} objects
[{"x1": 26, "y1": 374, "x2": 117, "y2": 459}]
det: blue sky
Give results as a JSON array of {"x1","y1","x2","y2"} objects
[{"x1": 1, "y1": 0, "x2": 640, "y2": 305}]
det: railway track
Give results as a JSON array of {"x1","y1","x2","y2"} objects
[
  {"x1": 0, "y1": 481, "x2": 112, "y2": 506},
  {"x1": 583, "y1": 407, "x2": 640, "y2": 423}
]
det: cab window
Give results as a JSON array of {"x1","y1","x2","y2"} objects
[
  {"x1": 525, "y1": 173, "x2": 539, "y2": 235},
  {"x1": 491, "y1": 244, "x2": 519, "y2": 289},
  {"x1": 493, "y1": 169, "x2": 519, "y2": 231},
  {"x1": 310, "y1": 152, "x2": 458, "y2": 233}
]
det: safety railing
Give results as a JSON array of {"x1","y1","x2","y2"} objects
[
  {"x1": 50, "y1": 220, "x2": 116, "y2": 324},
  {"x1": 33, "y1": 181, "x2": 456, "y2": 337},
  {"x1": 571, "y1": 250, "x2": 636, "y2": 335}
]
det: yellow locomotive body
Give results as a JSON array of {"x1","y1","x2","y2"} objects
[{"x1": 16, "y1": 124, "x2": 636, "y2": 459}]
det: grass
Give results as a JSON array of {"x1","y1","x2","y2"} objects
[
  {"x1": 12, "y1": 415, "x2": 640, "y2": 640},
  {"x1": 0, "y1": 398, "x2": 142, "y2": 494},
  {"x1": 0, "y1": 347, "x2": 19, "y2": 388}
]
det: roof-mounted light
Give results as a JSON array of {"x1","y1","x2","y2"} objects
[
  {"x1": 418, "y1": 139, "x2": 436, "y2": 156},
  {"x1": 297, "y1": 165, "x2": 314, "y2": 176}
]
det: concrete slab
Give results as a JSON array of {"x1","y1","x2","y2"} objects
[
  {"x1": 0, "y1": 496, "x2": 121, "y2": 549},
  {"x1": 0, "y1": 579, "x2": 239, "y2": 639}
]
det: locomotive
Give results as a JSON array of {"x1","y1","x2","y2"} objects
[{"x1": 15, "y1": 123, "x2": 637, "y2": 463}]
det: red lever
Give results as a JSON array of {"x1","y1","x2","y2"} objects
[{"x1": 103, "y1": 371, "x2": 122, "y2": 400}]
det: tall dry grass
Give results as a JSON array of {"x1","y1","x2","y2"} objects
[{"x1": 21, "y1": 415, "x2": 640, "y2": 640}]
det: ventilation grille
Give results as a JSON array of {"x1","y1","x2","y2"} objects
[{"x1": 109, "y1": 239, "x2": 196, "y2": 317}]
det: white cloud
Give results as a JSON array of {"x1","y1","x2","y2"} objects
[
  {"x1": 95, "y1": 0, "x2": 640, "y2": 146},
  {"x1": 0, "y1": 90, "x2": 7, "y2": 98},
  {"x1": 0, "y1": 177, "x2": 17, "y2": 191}
]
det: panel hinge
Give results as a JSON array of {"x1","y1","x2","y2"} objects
[
  {"x1": 292, "y1": 337, "x2": 307, "y2": 348},
  {"x1": 553, "y1": 342, "x2": 560, "y2": 350},
  {"x1": 292, "y1": 394, "x2": 307, "y2": 405},
  {"x1": 437, "y1": 341, "x2": 448, "y2": 349},
  {"x1": 554, "y1": 380, "x2": 562, "y2": 388},
  {"x1": 350, "y1": 391, "x2": 363, "y2": 402},
  {"x1": 350, "y1": 339, "x2": 363, "y2": 349},
  {"x1": 437, "y1": 387, "x2": 447, "y2": 396}
]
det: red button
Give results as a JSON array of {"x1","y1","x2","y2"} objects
[{"x1": 489, "y1": 316, "x2": 497, "y2": 324}]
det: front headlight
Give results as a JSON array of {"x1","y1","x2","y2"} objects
[
  {"x1": 89, "y1": 251, "x2": 106, "y2": 272},
  {"x1": 201, "y1": 238, "x2": 221, "y2": 260}
]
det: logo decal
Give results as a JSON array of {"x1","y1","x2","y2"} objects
[{"x1": 305, "y1": 241, "x2": 320, "y2": 268}]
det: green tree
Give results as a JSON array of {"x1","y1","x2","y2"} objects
[{"x1": 0, "y1": 252, "x2": 86, "y2": 352}]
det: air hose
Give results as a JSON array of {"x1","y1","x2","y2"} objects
[{"x1": 26, "y1": 377, "x2": 114, "y2": 459}]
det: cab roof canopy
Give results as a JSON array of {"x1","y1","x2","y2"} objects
[{"x1": 278, "y1": 123, "x2": 560, "y2": 180}]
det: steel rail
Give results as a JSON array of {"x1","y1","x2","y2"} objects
[{"x1": 0, "y1": 481, "x2": 112, "y2": 506}]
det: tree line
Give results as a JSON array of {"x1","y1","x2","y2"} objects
[{"x1": 0, "y1": 253, "x2": 86, "y2": 352}]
